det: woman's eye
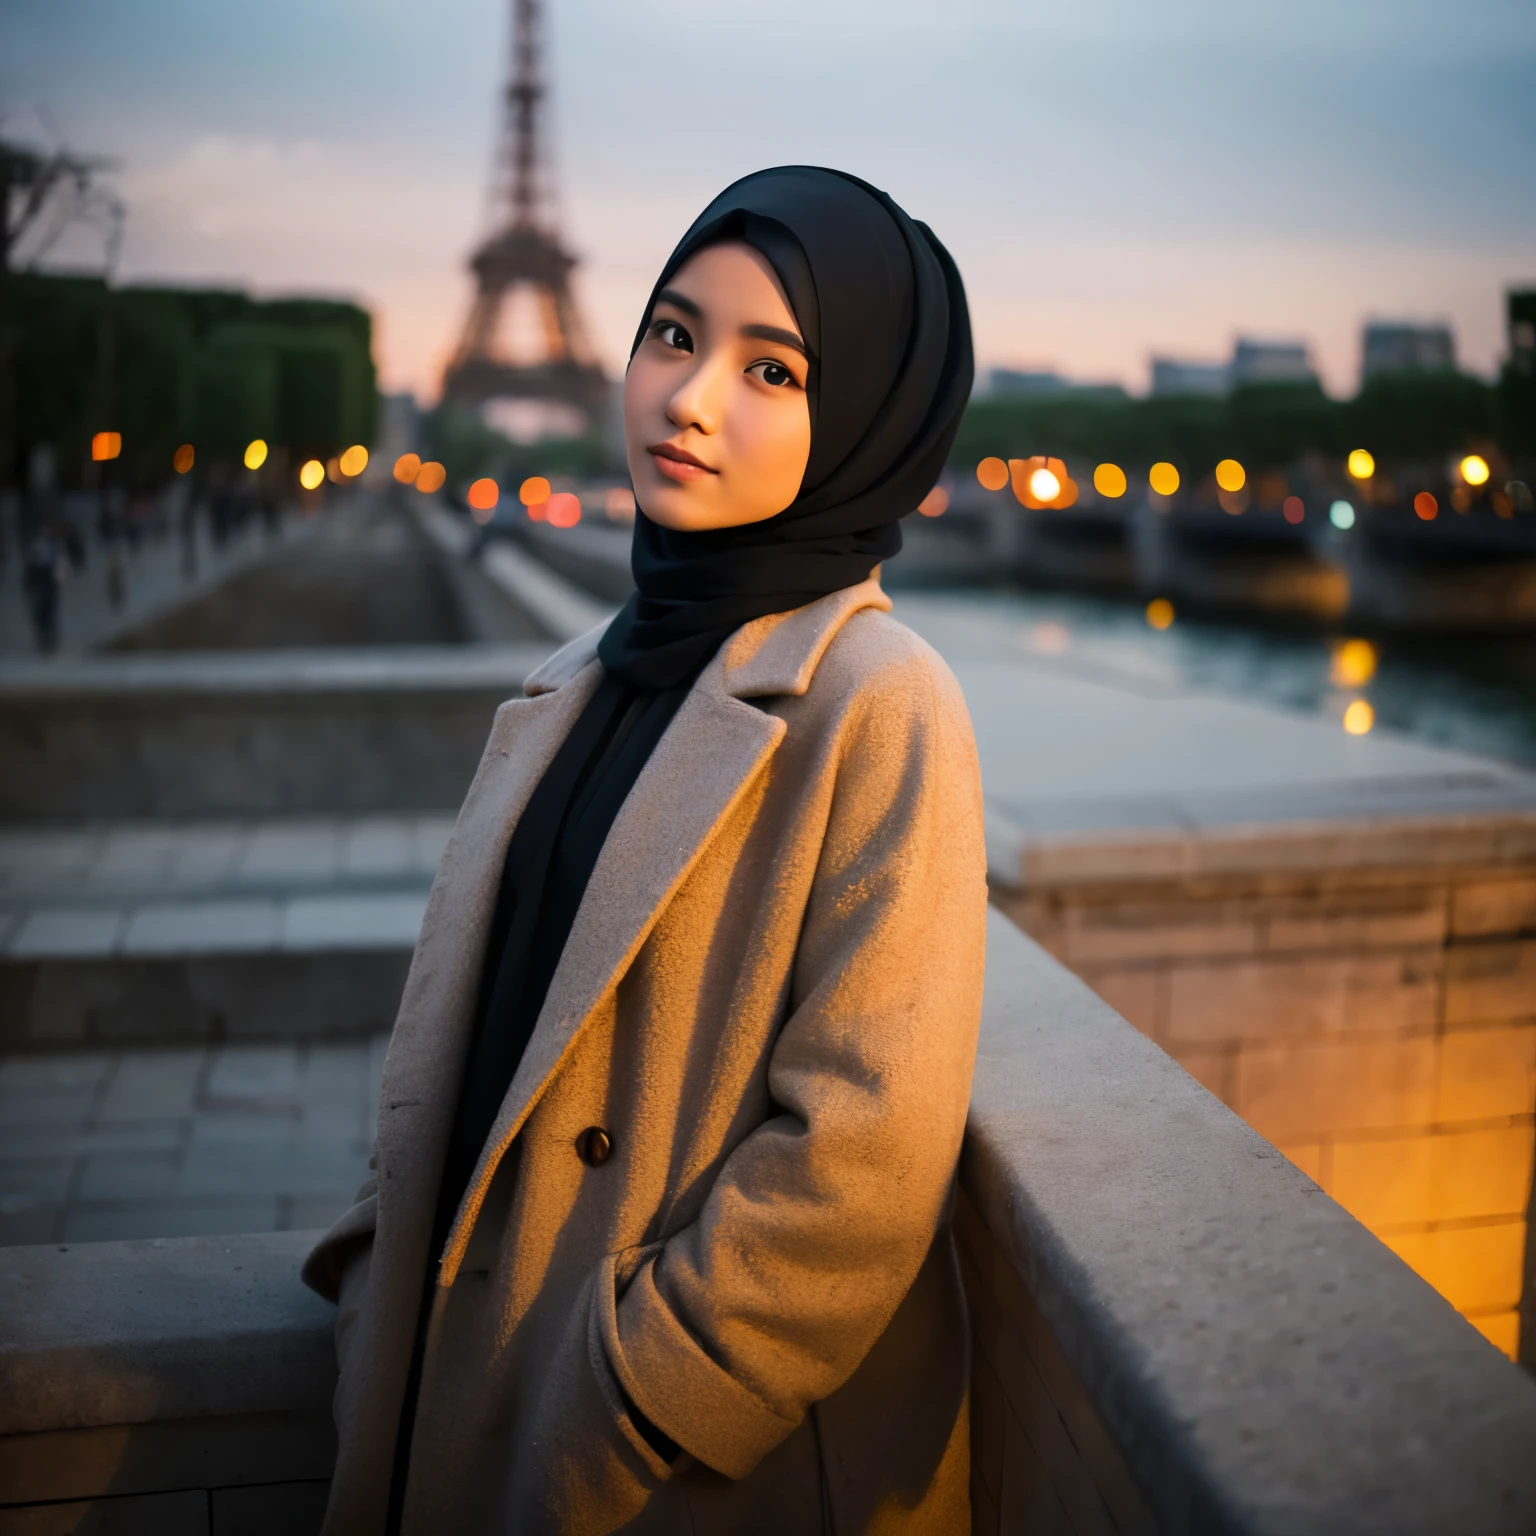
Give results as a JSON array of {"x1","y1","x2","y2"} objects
[
  {"x1": 750, "y1": 360, "x2": 795, "y2": 388},
  {"x1": 651, "y1": 320, "x2": 693, "y2": 353}
]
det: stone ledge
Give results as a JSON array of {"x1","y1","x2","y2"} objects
[
  {"x1": 967, "y1": 907, "x2": 1536, "y2": 1534},
  {"x1": 0, "y1": 1231, "x2": 334, "y2": 1434}
]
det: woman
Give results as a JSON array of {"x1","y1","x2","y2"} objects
[{"x1": 303, "y1": 165, "x2": 987, "y2": 1535}]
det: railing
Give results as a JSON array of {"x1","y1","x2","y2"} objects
[{"x1": 4, "y1": 911, "x2": 1535, "y2": 1533}]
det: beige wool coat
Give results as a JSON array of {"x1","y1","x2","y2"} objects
[{"x1": 302, "y1": 575, "x2": 988, "y2": 1535}]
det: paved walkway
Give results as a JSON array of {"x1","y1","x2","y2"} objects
[
  {"x1": 1, "y1": 500, "x2": 318, "y2": 658},
  {"x1": 0, "y1": 1037, "x2": 384, "y2": 1245},
  {"x1": 0, "y1": 815, "x2": 453, "y2": 960}
]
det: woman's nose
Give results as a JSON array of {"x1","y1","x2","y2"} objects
[{"x1": 666, "y1": 353, "x2": 727, "y2": 436}]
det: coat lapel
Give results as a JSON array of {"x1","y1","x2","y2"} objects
[
  {"x1": 440, "y1": 666, "x2": 785, "y2": 1276},
  {"x1": 375, "y1": 657, "x2": 602, "y2": 1221}
]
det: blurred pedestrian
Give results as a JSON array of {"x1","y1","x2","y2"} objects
[{"x1": 22, "y1": 527, "x2": 63, "y2": 653}]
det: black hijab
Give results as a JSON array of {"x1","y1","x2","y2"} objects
[{"x1": 598, "y1": 165, "x2": 975, "y2": 688}]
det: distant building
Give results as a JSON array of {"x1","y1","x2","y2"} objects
[
  {"x1": 1509, "y1": 290, "x2": 1536, "y2": 377},
  {"x1": 981, "y1": 368, "x2": 1128, "y2": 403},
  {"x1": 1361, "y1": 321, "x2": 1456, "y2": 379},
  {"x1": 1150, "y1": 357, "x2": 1229, "y2": 397},
  {"x1": 1230, "y1": 338, "x2": 1317, "y2": 388}
]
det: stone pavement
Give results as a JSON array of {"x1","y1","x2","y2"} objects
[
  {"x1": 0, "y1": 814, "x2": 454, "y2": 962},
  {"x1": 0, "y1": 1036, "x2": 385, "y2": 1246}
]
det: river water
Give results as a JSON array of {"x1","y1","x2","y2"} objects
[{"x1": 916, "y1": 587, "x2": 1536, "y2": 769}]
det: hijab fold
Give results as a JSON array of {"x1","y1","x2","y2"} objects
[{"x1": 599, "y1": 166, "x2": 974, "y2": 688}]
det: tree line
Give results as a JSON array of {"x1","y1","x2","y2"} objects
[{"x1": 0, "y1": 271, "x2": 377, "y2": 492}]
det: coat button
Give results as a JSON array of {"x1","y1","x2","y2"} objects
[{"x1": 577, "y1": 1126, "x2": 612, "y2": 1166}]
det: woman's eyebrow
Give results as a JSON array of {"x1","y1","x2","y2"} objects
[
  {"x1": 741, "y1": 323, "x2": 806, "y2": 357},
  {"x1": 654, "y1": 287, "x2": 702, "y2": 318}
]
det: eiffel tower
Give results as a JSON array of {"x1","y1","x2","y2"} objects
[{"x1": 441, "y1": 0, "x2": 608, "y2": 424}]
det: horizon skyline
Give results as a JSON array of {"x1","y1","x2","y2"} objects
[{"x1": 5, "y1": 0, "x2": 1533, "y2": 404}]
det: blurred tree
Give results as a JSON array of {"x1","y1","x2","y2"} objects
[{"x1": 4, "y1": 274, "x2": 378, "y2": 491}]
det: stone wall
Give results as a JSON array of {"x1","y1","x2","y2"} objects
[{"x1": 991, "y1": 816, "x2": 1536, "y2": 1364}]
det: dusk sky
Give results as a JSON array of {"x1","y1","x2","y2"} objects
[{"x1": 4, "y1": 0, "x2": 1533, "y2": 401}]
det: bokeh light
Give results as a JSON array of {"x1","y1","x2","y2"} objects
[
  {"x1": 546, "y1": 491, "x2": 582, "y2": 528},
  {"x1": 393, "y1": 453, "x2": 421, "y2": 485},
  {"x1": 339, "y1": 445, "x2": 369, "y2": 478},
  {"x1": 1148, "y1": 462, "x2": 1180, "y2": 496},
  {"x1": 605, "y1": 487, "x2": 636, "y2": 521},
  {"x1": 299, "y1": 459, "x2": 325, "y2": 491},
  {"x1": 1347, "y1": 449, "x2": 1376, "y2": 480},
  {"x1": 1414, "y1": 492, "x2": 1438, "y2": 521},
  {"x1": 976, "y1": 457, "x2": 1009, "y2": 492},
  {"x1": 1093, "y1": 463, "x2": 1127, "y2": 498},
  {"x1": 918, "y1": 485, "x2": 949, "y2": 517},
  {"x1": 173, "y1": 444, "x2": 195, "y2": 475},
  {"x1": 414, "y1": 460, "x2": 447, "y2": 494},
  {"x1": 1459, "y1": 454, "x2": 1490, "y2": 486},
  {"x1": 244, "y1": 439, "x2": 268, "y2": 470},
  {"x1": 1215, "y1": 458, "x2": 1246, "y2": 493},
  {"x1": 519, "y1": 475, "x2": 551, "y2": 506},
  {"x1": 326, "y1": 458, "x2": 344, "y2": 485},
  {"x1": 1331, "y1": 638, "x2": 1377, "y2": 688},
  {"x1": 1028, "y1": 467, "x2": 1061, "y2": 503},
  {"x1": 1282, "y1": 496, "x2": 1305, "y2": 524},
  {"x1": 1145, "y1": 598, "x2": 1174, "y2": 631},
  {"x1": 467, "y1": 478, "x2": 499, "y2": 522},
  {"x1": 91, "y1": 431, "x2": 121, "y2": 462},
  {"x1": 1329, "y1": 500, "x2": 1355, "y2": 530},
  {"x1": 1343, "y1": 700, "x2": 1375, "y2": 736},
  {"x1": 1450, "y1": 486, "x2": 1472, "y2": 513},
  {"x1": 1028, "y1": 621, "x2": 1070, "y2": 655}
]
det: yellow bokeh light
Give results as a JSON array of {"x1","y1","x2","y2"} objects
[
  {"x1": 1148, "y1": 462, "x2": 1180, "y2": 496},
  {"x1": 1028, "y1": 467, "x2": 1061, "y2": 503},
  {"x1": 1347, "y1": 448, "x2": 1375, "y2": 480},
  {"x1": 243, "y1": 439, "x2": 269, "y2": 470},
  {"x1": 1093, "y1": 463, "x2": 1127, "y2": 498},
  {"x1": 173, "y1": 444, "x2": 195, "y2": 474},
  {"x1": 1459, "y1": 454, "x2": 1490, "y2": 487},
  {"x1": 339, "y1": 445, "x2": 369, "y2": 478},
  {"x1": 1145, "y1": 598, "x2": 1174, "y2": 631},
  {"x1": 1215, "y1": 458, "x2": 1246, "y2": 493},
  {"x1": 414, "y1": 461, "x2": 447, "y2": 494},
  {"x1": 393, "y1": 453, "x2": 421, "y2": 485},
  {"x1": 519, "y1": 475, "x2": 552, "y2": 506},
  {"x1": 299, "y1": 459, "x2": 325, "y2": 491},
  {"x1": 1331, "y1": 638, "x2": 1377, "y2": 688},
  {"x1": 976, "y1": 457, "x2": 1010, "y2": 492},
  {"x1": 1343, "y1": 699, "x2": 1375, "y2": 736}
]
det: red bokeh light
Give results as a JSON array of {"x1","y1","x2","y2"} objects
[
  {"x1": 546, "y1": 492, "x2": 581, "y2": 528},
  {"x1": 1282, "y1": 496, "x2": 1305, "y2": 525},
  {"x1": 1413, "y1": 491, "x2": 1438, "y2": 521}
]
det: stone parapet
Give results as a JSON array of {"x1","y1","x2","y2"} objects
[
  {"x1": 992, "y1": 815, "x2": 1536, "y2": 1361},
  {"x1": 4, "y1": 914, "x2": 1534, "y2": 1533},
  {"x1": 0, "y1": 644, "x2": 551, "y2": 820}
]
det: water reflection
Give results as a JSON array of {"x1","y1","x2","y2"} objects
[{"x1": 936, "y1": 587, "x2": 1536, "y2": 766}]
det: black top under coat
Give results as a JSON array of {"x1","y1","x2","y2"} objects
[{"x1": 599, "y1": 165, "x2": 975, "y2": 689}]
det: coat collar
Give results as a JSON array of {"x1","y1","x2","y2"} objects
[
  {"x1": 434, "y1": 574, "x2": 890, "y2": 1279},
  {"x1": 521, "y1": 572, "x2": 891, "y2": 701}
]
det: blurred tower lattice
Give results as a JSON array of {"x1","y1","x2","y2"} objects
[{"x1": 441, "y1": 0, "x2": 607, "y2": 422}]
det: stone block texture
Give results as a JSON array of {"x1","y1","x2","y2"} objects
[{"x1": 995, "y1": 853, "x2": 1536, "y2": 1363}]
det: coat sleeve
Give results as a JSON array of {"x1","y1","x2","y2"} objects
[{"x1": 602, "y1": 644, "x2": 989, "y2": 1480}]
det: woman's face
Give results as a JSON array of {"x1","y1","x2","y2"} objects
[{"x1": 624, "y1": 241, "x2": 811, "y2": 532}]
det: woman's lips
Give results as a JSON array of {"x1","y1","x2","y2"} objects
[{"x1": 648, "y1": 444, "x2": 716, "y2": 483}]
